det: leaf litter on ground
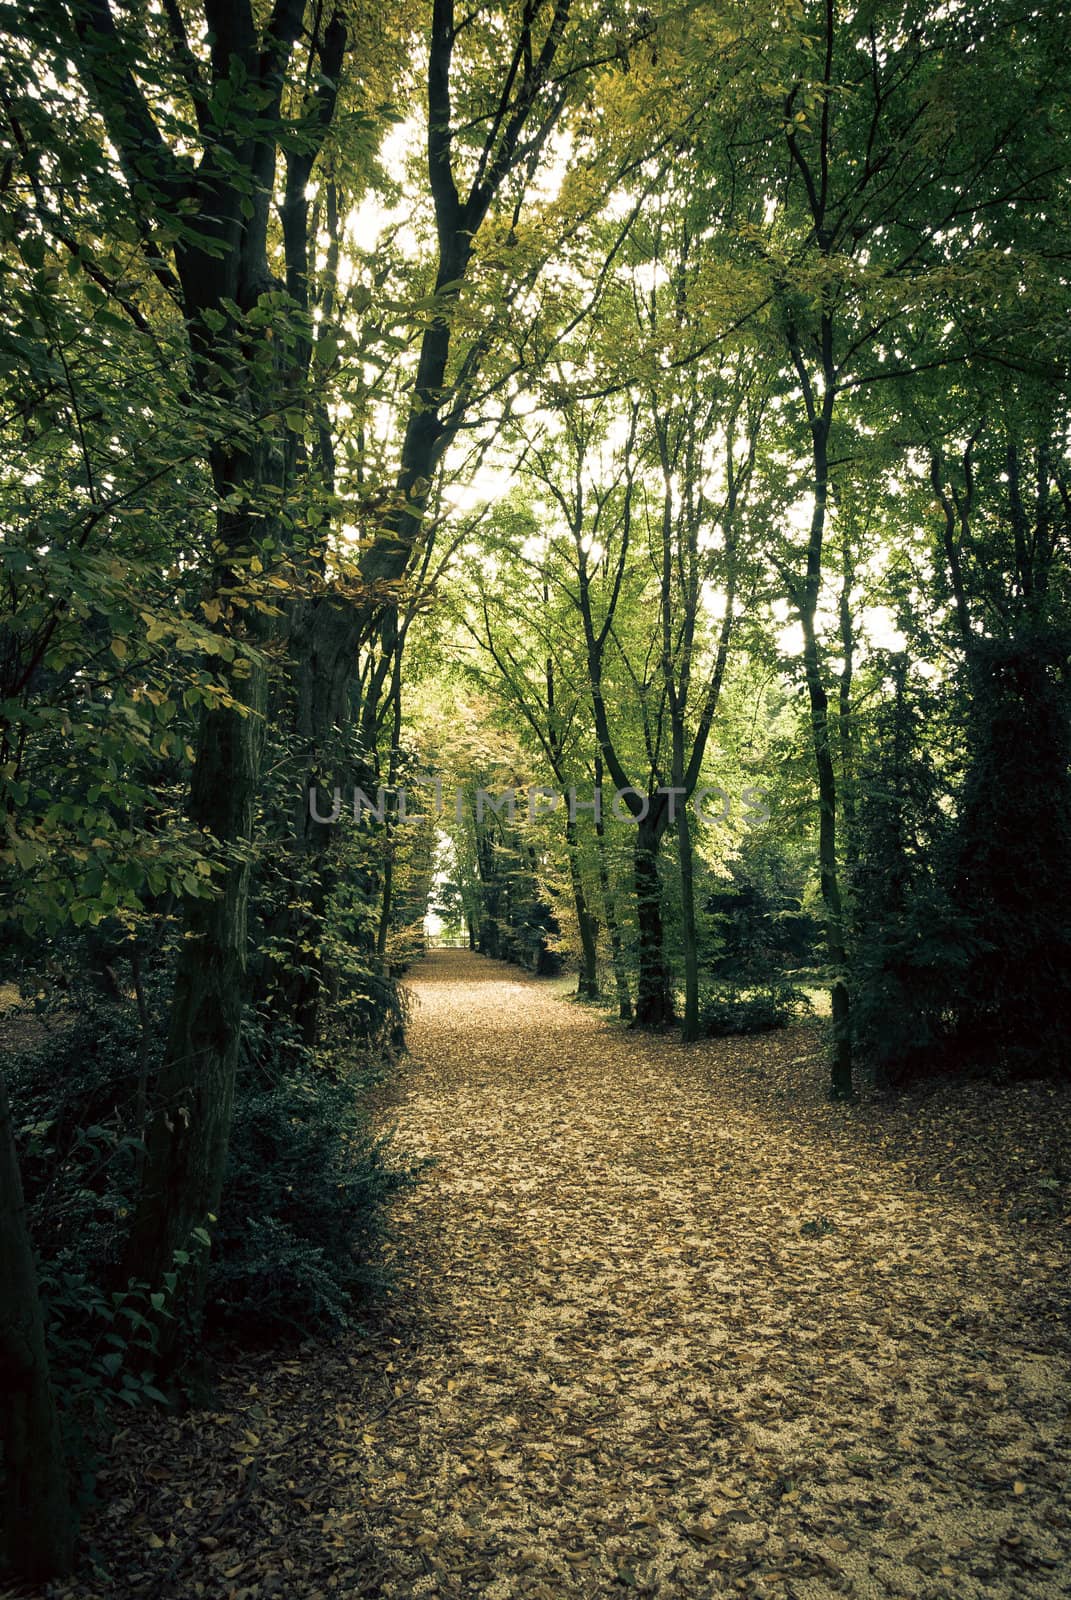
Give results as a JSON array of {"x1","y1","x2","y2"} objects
[{"x1": 44, "y1": 950, "x2": 1071, "y2": 1600}]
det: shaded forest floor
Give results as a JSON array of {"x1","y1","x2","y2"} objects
[{"x1": 43, "y1": 951, "x2": 1071, "y2": 1600}]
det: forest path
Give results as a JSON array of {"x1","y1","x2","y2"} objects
[
  {"x1": 346, "y1": 951, "x2": 1070, "y2": 1600},
  {"x1": 54, "y1": 951, "x2": 1071, "y2": 1600}
]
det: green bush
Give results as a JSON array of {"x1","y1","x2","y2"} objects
[
  {"x1": 209, "y1": 1057, "x2": 415, "y2": 1339},
  {"x1": 9, "y1": 998, "x2": 153, "y2": 1272},
  {"x1": 36, "y1": 1254, "x2": 202, "y2": 1502},
  {"x1": 6, "y1": 998, "x2": 204, "y2": 1485},
  {"x1": 698, "y1": 981, "x2": 810, "y2": 1037},
  {"x1": 10, "y1": 981, "x2": 415, "y2": 1367}
]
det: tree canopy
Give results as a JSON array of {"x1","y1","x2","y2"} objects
[{"x1": 1, "y1": 0, "x2": 1069, "y2": 1579}]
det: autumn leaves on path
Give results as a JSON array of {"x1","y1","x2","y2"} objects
[
  {"x1": 53, "y1": 950, "x2": 1070, "y2": 1600},
  {"x1": 354, "y1": 951, "x2": 1070, "y2": 1600}
]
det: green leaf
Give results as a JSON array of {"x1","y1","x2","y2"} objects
[{"x1": 314, "y1": 331, "x2": 339, "y2": 365}]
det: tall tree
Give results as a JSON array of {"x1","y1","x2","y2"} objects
[
  {"x1": 273, "y1": 0, "x2": 652, "y2": 1044},
  {"x1": 64, "y1": 0, "x2": 352, "y2": 1303},
  {"x1": 694, "y1": 0, "x2": 1071, "y2": 1092}
]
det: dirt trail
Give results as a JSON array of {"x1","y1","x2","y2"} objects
[
  {"x1": 350, "y1": 951, "x2": 1070, "y2": 1600},
  {"x1": 51, "y1": 950, "x2": 1070, "y2": 1600}
]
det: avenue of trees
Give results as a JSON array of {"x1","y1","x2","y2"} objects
[{"x1": 1, "y1": 0, "x2": 1069, "y2": 1578}]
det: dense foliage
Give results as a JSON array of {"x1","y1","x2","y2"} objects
[{"x1": 1, "y1": 0, "x2": 1069, "y2": 1579}]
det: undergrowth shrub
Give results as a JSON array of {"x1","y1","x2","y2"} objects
[
  {"x1": 36, "y1": 1250, "x2": 205, "y2": 1506},
  {"x1": 698, "y1": 981, "x2": 810, "y2": 1037},
  {"x1": 209, "y1": 1055, "x2": 415, "y2": 1339},
  {"x1": 9, "y1": 972, "x2": 416, "y2": 1429},
  {"x1": 7, "y1": 998, "x2": 205, "y2": 1488},
  {"x1": 9, "y1": 998, "x2": 153, "y2": 1271}
]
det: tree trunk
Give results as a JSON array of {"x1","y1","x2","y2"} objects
[
  {"x1": 597, "y1": 853, "x2": 632, "y2": 1019},
  {"x1": 125, "y1": 236, "x2": 285, "y2": 1310},
  {"x1": 575, "y1": 901, "x2": 600, "y2": 999},
  {"x1": 73, "y1": 0, "x2": 322, "y2": 1328},
  {"x1": 838, "y1": 545, "x2": 857, "y2": 880},
  {"x1": 124, "y1": 640, "x2": 266, "y2": 1300},
  {"x1": 275, "y1": 595, "x2": 372, "y2": 1051},
  {"x1": 262, "y1": 233, "x2": 471, "y2": 1057},
  {"x1": 801, "y1": 607, "x2": 852, "y2": 1098},
  {"x1": 677, "y1": 797, "x2": 700, "y2": 1042},
  {"x1": 377, "y1": 644, "x2": 406, "y2": 961},
  {"x1": 565, "y1": 816, "x2": 599, "y2": 999},
  {"x1": 633, "y1": 819, "x2": 673, "y2": 1026},
  {"x1": 124, "y1": 360, "x2": 279, "y2": 1315},
  {"x1": 594, "y1": 767, "x2": 632, "y2": 1019},
  {"x1": 0, "y1": 1065, "x2": 76, "y2": 1581},
  {"x1": 787, "y1": 379, "x2": 852, "y2": 1099}
]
